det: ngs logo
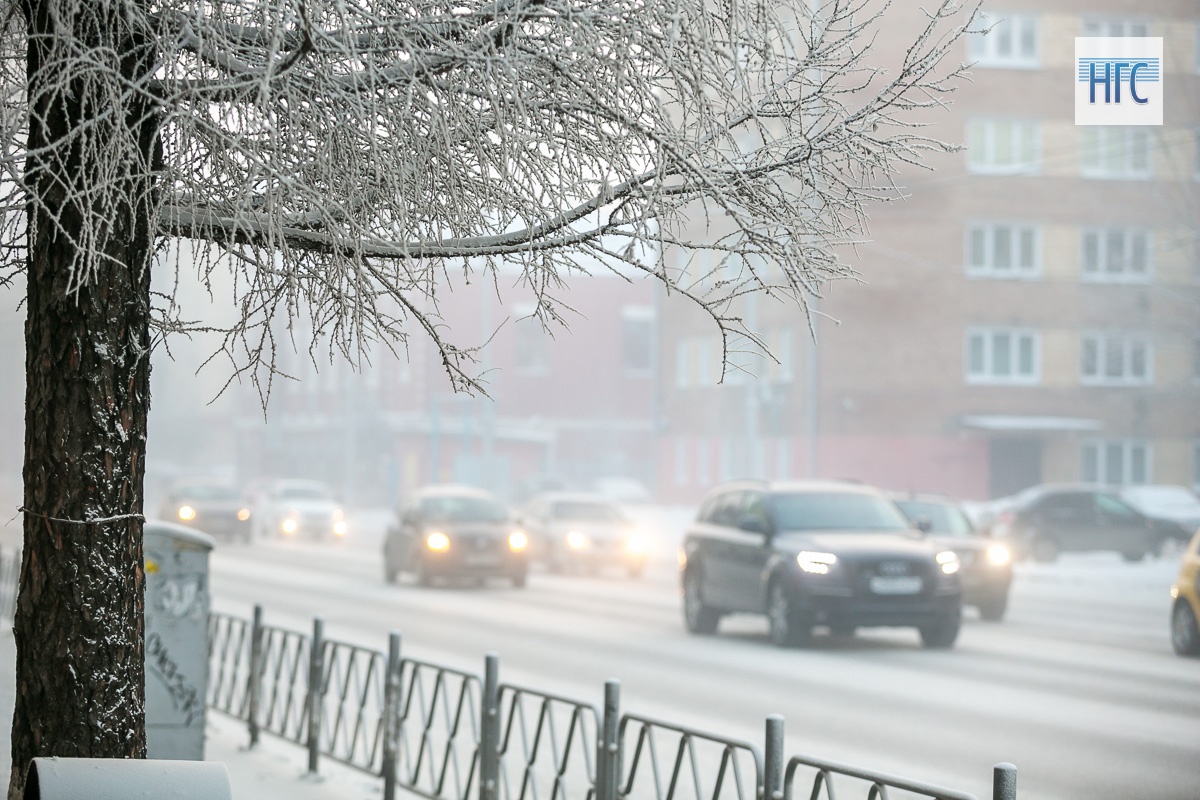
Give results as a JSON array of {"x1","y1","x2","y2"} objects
[{"x1": 1075, "y1": 38, "x2": 1163, "y2": 126}]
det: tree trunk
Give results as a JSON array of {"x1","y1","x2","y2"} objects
[{"x1": 9, "y1": 2, "x2": 159, "y2": 797}]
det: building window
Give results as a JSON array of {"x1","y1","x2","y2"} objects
[
  {"x1": 965, "y1": 328, "x2": 1040, "y2": 384},
  {"x1": 966, "y1": 120, "x2": 1039, "y2": 175},
  {"x1": 1080, "y1": 332, "x2": 1152, "y2": 385},
  {"x1": 675, "y1": 339, "x2": 692, "y2": 388},
  {"x1": 1082, "y1": 18, "x2": 1149, "y2": 38},
  {"x1": 621, "y1": 306, "x2": 654, "y2": 374},
  {"x1": 968, "y1": 12, "x2": 1039, "y2": 68},
  {"x1": 1081, "y1": 227, "x2": 1151, "y2": 282},
  {"x1": 1081, "y1": 127, "x2": 1151, "y2": 179},
  {"x1": 674, "y1": 438, "x2": 689, "y2": 487},
  {"x1": 966, "y1": 222, "x2": 1041, "y2": 278},
  {"x1": 696, "y1": 438, "x2": 710, "y2": 486},
  {"x1": 514, "y1": 319, "x2": 548, "y2": 374},
  {"x1": 1081, "y1": 440, "x2": 1151, "y2": 485}
]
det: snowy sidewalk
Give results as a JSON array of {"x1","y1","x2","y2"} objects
[{"x1": 0, "y1": 628, "x2": 387, "y2": 799}]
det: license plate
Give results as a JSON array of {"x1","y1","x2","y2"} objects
[
  {"x1": 869, "y1": 576, "x2": 923, "y2": 595},
  {"x1": 465, "y1": 554, "x2": 498, "y2": 567}
]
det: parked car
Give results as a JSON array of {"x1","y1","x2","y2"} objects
[
  {"x1": 252, "y1": 479, "x2": 347, "y2": 541},
  {"x1": 1120, "y1": 484, "x2": 1200, "y2": 555},
  {"x1": 1169, "y1": 528, "x2": 1200, "y2": 657},
  {"x1": 383, "y1": 485, "x2": 529, "y2": 587},
  {"x1": 519, "y1": 492, "x2": 649, "y2": 577},
  {"x1": 891, "y1": 493, "x2": 1013, "y2": 621},
  {"x1": 680, "y1": 480, "x2": 963, "y2": 649},
  {"x1": 158, "y1": 479, "x2": 252, "y2": 542},
  {"x1": 989, "y1": 484, "x2": 1160, "y2": 563}
]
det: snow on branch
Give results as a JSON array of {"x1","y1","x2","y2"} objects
[{"x1": 0, "y1": 0, "x2": 979, "y2": 392}]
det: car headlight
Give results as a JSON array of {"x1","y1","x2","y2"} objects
[
  {"x1": 177, "y1": 505, "x2": 196, "y2": 522},
  {"x1": 986, "y1": 543, "x2": 1011, "y2": 566},
  {"x1": 936, "y1": 550, "x2": 960, "y2": 575},
  {"x1": 281, "y1": 518, "x2": 298, "y2": 534},
  {"x1": 797, "y1": 551, "x2": 837, "y2": 574},
  {"x1": 426, "y1": 531, "x2": 450, "y2": 551},
  {"x1": 626, "y1": 532, "x2": 648, "y2": 554},
  {"x1": 566, "y1": 530, "x2": 588, "y2": 549},
  {"x1": 333, "y1": 520, "x2": 348, "y2": 536},
  {"x1": 236, "y1": 508, "x2": 251, "y2": 521},
  {"x1": 508, "y1": 530, "x2": 529, "y2": 552}
]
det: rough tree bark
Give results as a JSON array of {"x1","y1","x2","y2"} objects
[{"x1": 9, "y1": 1, "x2": 159, "y2": 796}]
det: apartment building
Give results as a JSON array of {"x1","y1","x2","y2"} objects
[{"x1": 656, "y1": 2, "x2": 1200, "y2": 503}]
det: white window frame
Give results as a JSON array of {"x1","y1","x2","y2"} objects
[
  {"x1": 966, "y1": 119, "x2": 1040, "y2": 175},
  {"x1": 969, "y1": 12, "x2": 1040, "y2": 68},
  {"x1": 965, "y1": 327, "x2": 1041, "y2": 385},
  {"x1": 1081, "y1": 439, "x2": 1152, "y2": 486},
  {"x1": 1080, "y1": 227, "x2": 1152, "y2": 282},
  {"x1": 1081, "y1": 127, "x2": 1152, "y2": 179},
  {"x1": 1082, "y1": 18, "x2": 1149, "y2": 38},
  {"x1": 965, "y1": 222, "x2": 1042, "y2": 279},
  {"x1": 1079, "y1": 331, "x2": 1153, "y2": 386}
]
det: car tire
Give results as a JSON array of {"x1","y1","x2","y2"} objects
[
  {"x1": 416, "y1": 559, "x2": 433, "y2": 587},
  {"x1": 1030, "y1": 536, "x2": 1059, "y2": 563},
  {"x1": 511, "y1": 571, "x2": 528, "y2": 589},
  {"x1": 919, "y1": 611, "x2": 961, "y2": 649},
  {"x1": 1170, "y1": 599, "x2": 1200, "y2": 657},
  {"x1": 1121, "y1": 549, "x2": 1147, "y2": 563},
  {"x1": 766, "y1": 580, "x2": 812, "y2": 649},
  {"x1": 384, "y1": 562, "x2": 398, "y2": 585},
  {"x1": 682, "y1": 568, "x2": 721, "y2": 635},
  {"x1": 976, "y1": 594, "x2": 1008, "y2": 622}
]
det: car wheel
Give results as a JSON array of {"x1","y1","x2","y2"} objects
[
  {"x1": 976, "y1": 594, "x2": 1008, "y2": 622},
  {"x1": 1030, "y1": 536, "x2": 1059, "y2": 563},
  {"x1": 416, "y1": 559, "x2": 433, "y2": 587},
  {"x1": 384, "y1": 562, "x2": 398, "y2": 585},
  {"x1": 511, "y1": 571, "x2": 528, "y2": 589},
  {"x1": 766, "y1": 580, "x2": 811, "y2": 648},
  {"x1": 1170, "y1": 600, "x2": 1200, "y2": 657},
  {"x1": 919, "y1": 611, "x2": 962, "y2": 649},
  {"x1": 1121, "y1": 549, "x2": 1147, "y2": 563},
  {"x1": 682, "y1": 569, "x2": 720, "y2": 635}
]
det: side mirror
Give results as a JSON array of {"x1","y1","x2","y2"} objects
[
  {"x1": 739, "y1": 515, "x2": 769, "y2": 535},
  {"x1": 914, "y1": 516, "x2": 932, "y2": 534}
]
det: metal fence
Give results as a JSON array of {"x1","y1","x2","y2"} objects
[{"x1": 208, "y1": 607, "x2": 1018, "y2": 800}]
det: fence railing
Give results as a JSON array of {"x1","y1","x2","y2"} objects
[{"x1": 208, "y1": 607, "x2": 1018, "y2": 800}]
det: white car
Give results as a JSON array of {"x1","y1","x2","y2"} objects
[
  {"x1": 1120, "y1": 484, "x2": 1200, "y2": 555},
  {"x1": 253, "y1": 479, "x2": 348, "y2": 541}
]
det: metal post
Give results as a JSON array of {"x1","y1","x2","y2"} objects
[
  {"x1": 596, "y1": 680, "x2": 621, "y2": 800},
  {"x1": 306, "y1": 617, "x2": 325, "y2": 775},
  {"x1": 247, "y1": 604, "x2": 264, "y2": 748},
  {"x1": 479, "y1": 653, "x2": 500, "y2": 800},
  {"x1": 763, "y1": 715, "x2": 784, "y2": 800},
  {"x1": 382, "y1": 632, "x2": 402, "y2": 800},
  {"x1": 993, "y1": 763, "x2": 1017, "y2": 800}
]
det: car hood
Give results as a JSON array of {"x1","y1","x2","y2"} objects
[
  {"x1": 277, "y1": 499, "x2": 339, "y2": 514},
  {"x1": 773, "y1": 529, "x2": 936, "y2": 558},
  {"x1": 547, "y1": 521, "x2": 631, "y2": 540},
  {"x1": 169, "y1": 498, "x2": 249, "y2": 513},
  {"x1": 928, "y1": 535, "x2": 992, "y2": 554},
  {"x1": 424, "y1": 521, "x2": 513, "y2": 538}
]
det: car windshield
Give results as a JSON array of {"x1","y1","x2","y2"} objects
[
  {"x1": 894, "y1": 500, "x2": 976, "y2": 536},
  {"x1": 279, "y1": 485, "x2": 333, "y2": 500},
  {"x1": 770, "y1": 492, "x2": 911, "y2": 531},
  {"x1": 421, "y1": 496, "x2": 509, "y2": 523},
  {"x1": 552, "y1": 501, "x2": 622, "y2": 522},
  {"x1": 177, "y1": 485, "x2": 240, "y2": 501}
]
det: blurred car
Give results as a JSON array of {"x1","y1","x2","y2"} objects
[
  {"x1": 680, "y1": 480, "x2": 963, "y2": 649},
  {"x1": 1119, "y1": 484, "x2": 1200, "y2": 554},
  {"x1": 252, "y1": 479, "x2": 347, "y2": 541},
  {"x1": 519, "y1": 492, "x2": 649, "y2": 577},
  {"x1": 1169, "y1": 529, "x2": 1200, "y2": 657},
  {"x1": 989, "y1": 483, "x2": 1160, "y2": 563},
  {"x1": 891, "y1": 493, "x2": 1013, "y2": 621},
  {"x1": 383, "y1": 485, "x2": 529, "y2": 587},
  {"x1": 158, "y1": 479, "x2": 252, "y2": 542}
]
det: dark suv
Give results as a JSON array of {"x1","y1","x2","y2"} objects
[{"x1": 680, "y1": 480, "x2": 964, "y2": 648}]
